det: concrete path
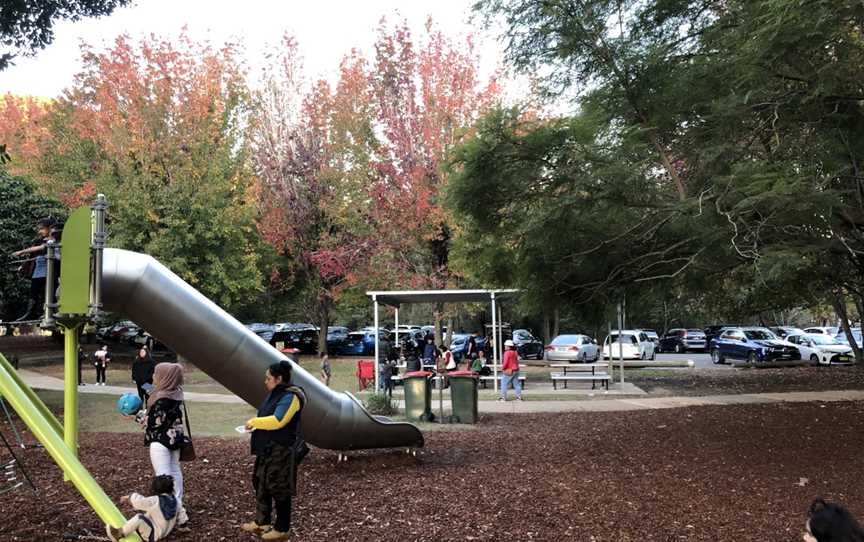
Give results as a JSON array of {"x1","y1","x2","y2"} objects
[
  {"x1": 19, "y1": 369, "x2": 246, "y2": 404},
  {"x1": 19, "y1": 369, "x2": 864, "y2": 413}
]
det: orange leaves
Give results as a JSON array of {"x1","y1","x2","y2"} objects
[{"x1": 0, "y1": 93, "x2": 52, "y2": 175}]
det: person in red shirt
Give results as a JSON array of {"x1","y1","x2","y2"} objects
[{"x1": 499, "y1": 339, "x2": 522, "y2": 401}]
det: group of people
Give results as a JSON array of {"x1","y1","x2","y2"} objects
[{"x1": 107, "y1": 360, "x2": 307, "y2": 541}]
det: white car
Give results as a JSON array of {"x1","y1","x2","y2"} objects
[
  {"x1": 602, "y1": 330, "x2": 656, "y2": 360},
  {"x1": 804, "y1": 326, "x2": 839, "y2": 336},
  {"x1": 544, "y1": 334, "x2": 600, "y2": 362},
  {"x1": 786, "y1": 333, "x2": 853, "y2": 365}
]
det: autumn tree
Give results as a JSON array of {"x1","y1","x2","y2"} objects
[
  {"x1": 253, "y1": 38, "x2": 380, "y2": 353},
  {"x1": 39, "y1": 33, "x2": 267, "y2": 313},
  {"x1": 0, "y1": 94, "x2": 53, "y2": 176},
  {"x1": 368, "y1": 19, "x2": 502, "y2": 341}
]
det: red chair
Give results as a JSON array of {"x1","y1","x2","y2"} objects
[{"x1": 356, "y1": 360, "x2": 375, "y2": 390}]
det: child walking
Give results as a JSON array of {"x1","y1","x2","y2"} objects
[
  {"x1": 106, "y1": 474, "x2": 178, "y2": 542},
  {"x1": 94, "y1": 344, "x2": 110, "y2": 386}
]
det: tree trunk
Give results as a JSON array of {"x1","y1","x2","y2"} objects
[
  {"x1": 553, "y1": 306, "x2": 560, "y2": 338},
  {"x1": 542, "y1": 310, "x2": 551, "y2": 345},
  {"x1": 445, "y1": 316, "x2": 453, "y2": 346},
  {"x1": 832, "y1": 293, "x2": 863, "y2": 362},
  {"x1": 434, "y1": 303, "x2": 444, "y2": 346},
  {"x1": 317, "y1": 298, "x2": 330, "y2": 356}
]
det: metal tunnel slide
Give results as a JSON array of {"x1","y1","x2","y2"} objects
[{"x1": 101, "y1": 248, "x2": 424, "y2": 451}]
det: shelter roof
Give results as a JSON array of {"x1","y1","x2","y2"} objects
[{"x1": 366, "y1": 289, "x2": 518, "y2": 308}]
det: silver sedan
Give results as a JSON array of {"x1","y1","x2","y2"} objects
[{"x1": 544, "y1": 334, "x2": 600, "y2": 362}]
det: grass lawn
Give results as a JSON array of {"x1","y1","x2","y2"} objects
[{"x1": 35, "y1": 389, "x2": 256, "y2": 438}]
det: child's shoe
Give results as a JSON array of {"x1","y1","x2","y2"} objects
[
  {"x1": 241, "y1": 521, "x2": 270, "y2": 533},
  {"x1": 105, "y1": 524, "x2": 123, "y2": 542},
  {"x1": 177, "y1": 507, "x2": 189, "y2": 526},
  {"x1": 261, "y1": 529, "x2": 289, "y2": 540}
]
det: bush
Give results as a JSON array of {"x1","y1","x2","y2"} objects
[{"x1": 364, "y1": 393, "x2": 397, "y2": 416}]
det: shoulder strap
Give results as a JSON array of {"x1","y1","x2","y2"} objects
[{"x1": 181, "y1": 401, "x2": 192, "y2": 439}]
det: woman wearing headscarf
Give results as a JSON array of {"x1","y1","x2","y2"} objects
[
  {"x1": 144, "y1": 363, "x2": 189, "y2": 526},
  {"x1": 241, "y1": 360, "x2": 306, "y2": 540}
]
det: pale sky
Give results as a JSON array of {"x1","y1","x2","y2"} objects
[{"x1": 0, "y1": 0, "x2": 510, "y2": 98}]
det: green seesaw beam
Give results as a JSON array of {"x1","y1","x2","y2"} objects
[{"x1": 0, "y1": 353, "x2": 140, "y2": 542}]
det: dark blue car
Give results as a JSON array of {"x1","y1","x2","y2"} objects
[
  {"x1": 709, "y1": 327, "x2": 800, "y2": 364},
  {"x1": 326, "y1": 326, "x2": 349, "y2": 354},
  {"x1": 449, "y1": 334, "x2": 487, "y2": 362}
]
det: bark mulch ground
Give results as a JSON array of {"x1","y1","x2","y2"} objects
[
  {"x1": 1, "y1": 400, "x2": 863, "y2": 541},
  {"x1": 632, "y1": 365, "x2": 864, "y2": 396}
]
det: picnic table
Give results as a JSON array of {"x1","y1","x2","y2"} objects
[{"x1": 549, "y1": 363, "x2": 611, "y2": 390}]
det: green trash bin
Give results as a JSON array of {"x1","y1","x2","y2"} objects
[
  {"x1": 403, "y1": 371, "x2": 434, "y2": 422},
  {"x1": 448, "y1": 370, "x2": 479, "y2": 424}
]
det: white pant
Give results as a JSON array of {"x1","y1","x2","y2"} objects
[{"x1": 149, "y1": 442, "x2": 184, "y2": 505}]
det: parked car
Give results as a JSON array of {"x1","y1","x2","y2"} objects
[
  {"x1": 340, "y1": 330, "x2": 379, "y2": 356},
  {"x1": 270, "y1": 324, "x2": 318, "y2": 355},
  {"x1": 834, "y1": 328, "x2": 863, "y2": 348},
  {"x1": 246, "y1": 323, "x2": 276, "y2": 343},
  {"x1": 449, "y1": 333, "x2": 489, "y2": 361},
  {"x1": 420, "y1": 325, "x2": 448, "y2": 337},
  {"x1": 511, "y1": 329, "x2": 544, "y2": 360},
  {"x1": 709, "y1": 327, "x2": 800, "y2": 364},
  {"x1": 703, "y1": 324, "x2": 739, "y2": 345},
  {"x1": 326, "y1": 326, "x2": 350, "y2": 354},
  {"x1": 769, "y1": 326, "x2": 806, "y2": 339},
  {"x1": 804, "y1": 326, "x2": 839, "y2": 336},
  {"x1": 658, "y1": 329, "x2": 707, "y2": 353},
  {"x1": 785, "y1": 333, "x2": 853, "y2": 365},
  {"x1": 98, "y1": 320, "x2": 137, "y2": 341},
  {"x1": 544, "y1": 334, "x2": 600, "y2": 362},
  {"x1": 602, "y1": 330, "x2": 656, "y2": 360},
  {"x1": 640, "y1": 329, "x2": 660, "y2": 347}
]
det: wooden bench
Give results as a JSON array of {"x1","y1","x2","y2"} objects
[
  {"x1": 550, "y1": 372, "x2": 611, "y2": 390},
  {"x1": 479, "y1": 373, "x2": 527, "y2": 389}
]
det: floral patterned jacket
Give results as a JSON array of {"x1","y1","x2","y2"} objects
[{"x1": 144, "y1": 399, "x2": 187, "y2": 450}]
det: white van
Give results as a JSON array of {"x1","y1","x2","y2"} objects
[{"x1": 602, "y1": 330, "x2": 656, "y2": 360}]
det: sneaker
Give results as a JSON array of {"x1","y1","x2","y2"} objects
[
  {"x1": 498, "y1": 397, "x2": 505, "y2": 402},
  {"x1": 517, "y1": 397, "x2": 524, "y2": 401},
  {"x1": 105, "y1": 524, "x2": 122, "y2": 542},
  {"x1": 177, "y1": 507, "x2": 189, "y2": 526},
  {"x1": 261, "y1": 529, "x2": 289, "y2": 540},
  {"x1": 241, "y1": 521, "x2": 270, "y2": 533}
]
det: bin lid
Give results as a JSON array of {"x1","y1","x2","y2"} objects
[
  {"x1": 404, "y1": 370, "x2": 433, "y2": 377},
  {"x1": 280, "y1": 347, "x2": 301, "y2": 353},
  {"x1": 448, "y1": 370, "x2": 475, "y2": 377}
]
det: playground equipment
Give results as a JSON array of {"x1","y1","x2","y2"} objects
[{"x1": 0, "y1": 195, "x2": 422, "y2": 540}]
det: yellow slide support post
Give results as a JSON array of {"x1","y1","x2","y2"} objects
[{"x1": 0, "y1": 353, "x2": 139, "y2": 541}]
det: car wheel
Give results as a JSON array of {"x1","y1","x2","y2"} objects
[
  {"x1": 747, "y1": 351, "x2": 758, "y2": 365},
  {"x1": 711, "y1": 349, "x2": 724, "y2": 364},
  {"x1": 810, "y1": 354, "x2": 820, "y2": 366}
]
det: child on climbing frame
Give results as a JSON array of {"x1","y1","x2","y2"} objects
[{"x1": 106, "y1": 474, "x2": 178, "y2": 542}]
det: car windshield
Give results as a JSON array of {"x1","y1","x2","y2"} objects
[
  {"x1": 744, "y1": 329, "x2": 777, "y2": 341},
  {"x1": 810, "y1": 335, "x2": 840, "y2": 345},
  {"x1": 551, "y1": 335, "x2": 580, "y2": 345},
  {"x1": 514, "y1": 330, "x2": 534, "y2": 340},
  {"x1": 607, "y1": 334, "x2": 638, "y2": 345}
]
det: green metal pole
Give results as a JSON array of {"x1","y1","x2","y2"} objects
[
  {"x1": 63, "y1": 323, "x2": 81, "y2": 456},
  {"x1": 0, "y1": 353, "x2": 63, "y2": 436},
  {"x1": 0, "y1": 354, "x2": 139, "y2": 541}
]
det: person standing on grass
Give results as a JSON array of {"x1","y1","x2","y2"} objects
[
  {"x1": 499, "y1": 339, "x2": 522, "y2": 402},
  {"x1": 77, "y1": 345, "x2": 86, "y2": 385},
  {"x1": 132, "y1": 346, "x2": 156, "y2": 405},
  {"x1": 93, "y1": 344, "x2": 110, "y2": 386},
  {"x1": 242, "y1": 361, "x2": 307, "y2": 540},
  {"x1": 319, "y1": 352, "x2": 331, "y2": 387},
  {"x1": 144, "y1": 363, "x2": 190, "y2": 526}
]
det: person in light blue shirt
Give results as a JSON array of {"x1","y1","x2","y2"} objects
[{"x1": 10, "y1": 217, "x2": 55, "y2": 321}]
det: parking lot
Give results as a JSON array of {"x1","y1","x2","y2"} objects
[{"x1": 652, "y1": 351, "x2": 719, "y2": 369}]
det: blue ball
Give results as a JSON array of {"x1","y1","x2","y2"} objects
[{"x1": 117, "y1": 393, "x2": 142, "y2": 416}]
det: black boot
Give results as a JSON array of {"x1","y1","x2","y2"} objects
[{"x1": 13, "y1": 299, "x2": 36, "y2": 322}]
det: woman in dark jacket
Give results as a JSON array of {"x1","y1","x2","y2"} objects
[
  {"x1": 145, "y1": 363, "x2": 189, "y2": 526},
  {"x1": 241, "y1": 360, "x2": 306, "y2": 540},
  {"x1": 131, "y1": 346, "x2": 156, "y2": 405}
]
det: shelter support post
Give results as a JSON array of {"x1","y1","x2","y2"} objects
[
  {"x1": 491, "y1": 293, "x2": 498, "y2": 393},
  {"x1": 373, "y1": 297, "x2": 380, "y2": 392},
  {"x1": 394, "y1": 308, "x2": 399, "y2": 348},
  {"x1": 63, "y1": 322, "x2": 82, "y2": 458}
]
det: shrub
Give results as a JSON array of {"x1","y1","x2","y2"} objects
[{"x1": 364, "y1": 393, "x2": 397, "y2": 416}]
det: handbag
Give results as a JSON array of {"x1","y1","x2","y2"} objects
[{"x1": 179, "y1": 402, "x2": 196, "y2": 462}]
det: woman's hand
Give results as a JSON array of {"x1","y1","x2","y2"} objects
[{"x1": 244, "y1": 421, "x2": 254, "y2": 431}]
